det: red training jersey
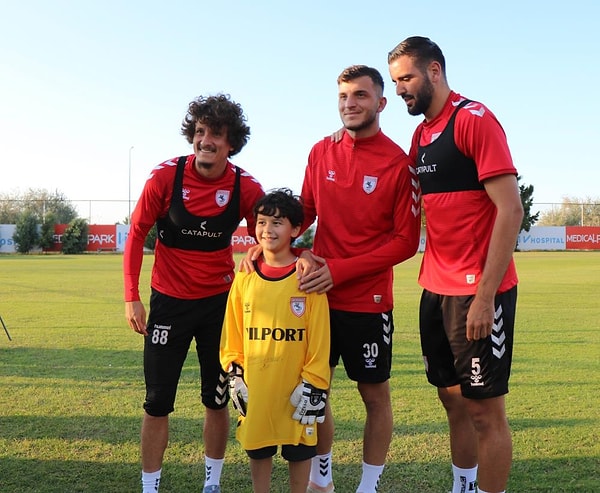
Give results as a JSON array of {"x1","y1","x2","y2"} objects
[
  {"x1": 410, "y1": 91, "x2": 518, "y2": 295},
  {"x1": 302, "y1": 130, "x2": 421, "y2": 312},
  {"x1": 123, "y1": 155, "x2": 264, "y2": 301}
]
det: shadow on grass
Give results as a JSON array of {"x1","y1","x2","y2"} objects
[
  {"x1": 0, "y1": 414, "x2": 456, "y2": 444},
  {"x1": 2, "y1": 347, "x2": 599, "y2": 492},
  {"x1": 0, "y1": 455, "x2": 598, "y2": 493},
  {"x1": 0, "y1": 458, "x2": 138, "y2": 493},
  {"x1": 0, "y1": 347, "x2": 142, "y2": 380}
]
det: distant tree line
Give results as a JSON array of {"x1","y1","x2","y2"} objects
[
  {"x1": 2, "y1": 185, "x2": 598, "y2": 254},
  {"x1": 538, "y1": 196, "x2": 600, "y2": 227},
  {"x1": 1, "y1": 189, "x2": 88, "y2": 254}
]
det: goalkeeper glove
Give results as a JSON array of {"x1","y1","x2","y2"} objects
[
  {"x1": 290, "y1": 380, "x2": 327, "y2": 425},
  {"x1": 228, "y1": 363, "x2": 248, "y2": 416}
]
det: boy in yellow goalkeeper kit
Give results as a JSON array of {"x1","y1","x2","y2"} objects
[{"x1": 220, "y1": 188, "x2": 330, "y2": 493}]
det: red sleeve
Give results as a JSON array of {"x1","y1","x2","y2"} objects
[
  {"x1": 123, "y1": 167, "x2": 170, "y2": 302},
  {"x1": 123, "y1": 223, "x2": 149, "y2": 302},
  {"x1": 454, "y1": 103, "x2": 517, "y2": 180},
  {"x1": 300, "y1": 148, "x2": 318, "y2": 234},
  {"x1": 326, "y1": 156, "x2": 420, "y2": 285}
]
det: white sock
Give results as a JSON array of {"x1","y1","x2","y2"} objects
[
  {"x1": 309, "y1": 452, "x2": 333, "y2": 487},
  {"x1": 451, "y1": 464, "x2": 478, "y2": 493},
  {"x1": 141, "y1": 469, "x2": 161, "y2": 493},
  {"x1": 204, "y1": 456, "x2": 224, "y2": 487},
  {"x1": 355, "y1": 462, "x2": 384, "y2": 493}
]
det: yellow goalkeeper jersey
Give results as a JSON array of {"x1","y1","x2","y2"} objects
[{"x1": 220, "y1": 262, "x2": 330, "y2": 450}]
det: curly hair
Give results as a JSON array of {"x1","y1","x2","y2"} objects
[{"x1": 180, "y1": 94, "x2": 250, "y2": 157}]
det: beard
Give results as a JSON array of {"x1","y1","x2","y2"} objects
[
  {"x1": 194, "y1": 145, "x2": 219, "y2": 170},
  {"x1": 195, "y1": 159, "x2": 215, "y2": 170},
  {"x1": 344, "y1": 111, "x2": 377, "y2": 132},
  {"x1": 407, "y1": 77, "x2": 434, "y2": 116}
]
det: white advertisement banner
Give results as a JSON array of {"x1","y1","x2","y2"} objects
[
  {"x1": 0, "y1": 225, "x2": 591, "y2": 253},
  {"x1": 517, "y1": 226, "x2": 565, "y2": 251},
  {"x1": 116, "y1": 224, "x2": 129, "y2": 252},
  {"x1": 0, "y1": 224, "x2": 16, "y2": 253}
]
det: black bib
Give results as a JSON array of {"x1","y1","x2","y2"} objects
[
  {"x1": 416, "y1": 99, "x2": 484, "y2": 195},
  {"x1": 156, "y1": 156, "x2": 241, "y2": 251}
]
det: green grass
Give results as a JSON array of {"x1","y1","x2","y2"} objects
[{"x1": 0, "y1": 252, "x2": 598, "y2": 492}]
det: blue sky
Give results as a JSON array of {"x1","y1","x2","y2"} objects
[{"x1": 1, "y1": 0, "x2": 598, "y2": 222}]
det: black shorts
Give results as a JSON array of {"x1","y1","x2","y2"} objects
[
  {"x1": 143, "y1": 289, "x2": 230, "y2": 416},
  {"x1": 329, "y1": 309, "x2": 394, "y2": 383},
  {"x1": 246, "y1": 444, "x2": 316, "y2": 462},
  {"x1": 419, "y1": 286, "x2": 517, "y2": 399}
]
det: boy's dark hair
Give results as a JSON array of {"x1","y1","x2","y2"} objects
[
  {"x1": 337, "y1": 65, "x2": 384, "y2": 94},
  {"x1": 253, "y1": 188, "x2": 304, "y2": 229},
  {"x1": 180, "y1": 93, "x2": 250, "y2": 157}
]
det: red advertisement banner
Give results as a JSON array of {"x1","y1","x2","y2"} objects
[
  {"x1": 48, "y1": 225, "x2": 255, "y2": 253},
  {"x1": 50, "y1": 224, "x2": 117, "y2": 252},
  {"x1": 565, "y1": 226, "x2": 600, "y2": 250},
  {"x1": 231, "y1": 226, "x2": 258, "y2": 253}
]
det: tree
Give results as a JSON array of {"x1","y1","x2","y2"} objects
[
  {"x1": 518, "y1": 175, "x2": 539, "y2": 232},
  {"x1": 0, "y1": 195, "x2": 21, "y2": 224},
  {"x1": 538, "y1": 196, "x2": 600, "y2": 226},
  {"x1": 13, "y1": 211, "x2": 40, "y2": 253},
  {"x1": 144, "y1": 224, "x2": 157, "y2": 250},
  {"x1": 61, "y1": 218, "x2": 89, "y2": 254},
  {"x1": 0, "y1": 188, "x2": 78, "y2": 224},
  {"x1": 294, "y1": 225, "x2": 315, "y2": 248},
  {"x1": 39, "y1": 212, "x2": 58, "y2": 252}
]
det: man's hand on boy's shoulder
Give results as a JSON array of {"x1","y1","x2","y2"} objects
[
  {"x1": 297, "y1": 252, "x2": 333, "y2": 294},
  {"x1": 295, "y1": 249, "x2": 321, "y2": 277},
  {"x1": 239, "y1": 244, "x2": 262, "y2": 273}
]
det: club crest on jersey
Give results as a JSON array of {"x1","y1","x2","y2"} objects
[
  {"x1": 290, "y1": 297, "x2": 306, "y2": 317},
  {"x1": 215, "y1": 190, "x2": 230, "y2": 207},
  {"x1": 182, "y1": 187, "x2": 191, "y2": 201},
  {"x1": 363, "y1": 176, "x2": 378, "y2": 194}
]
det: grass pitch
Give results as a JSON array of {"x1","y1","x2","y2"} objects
[{"x1": 0, "y1": 252, "x2": 598, "y2": 492}]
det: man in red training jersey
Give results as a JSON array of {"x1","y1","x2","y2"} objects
[
  {"x1": 124, "y1": 94, "x2": 264, "y2": 493},
  {"x1": 299, "y1": 65, "x2": 421, "y2": 493},
  {"x1": 388, "y1": 37, "x2": 523, "y2": 493}
]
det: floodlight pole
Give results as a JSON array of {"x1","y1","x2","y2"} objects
[{"x1": 128, "y1": 146, "x2": 134, "y2": 222}]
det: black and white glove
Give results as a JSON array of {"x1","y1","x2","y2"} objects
[
  {"x1": 290, "y1": 380, "x2": 327, "y2": 425},
  {"x1": 228, "y1": 363, "x2": 248, "y2": 417}
]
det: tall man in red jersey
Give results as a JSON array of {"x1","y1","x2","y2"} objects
[
  {"x1": 124, "y1": 94, "x2": 264, "y2": 493},
  {"x1": 388, "y1": 37, "x2": 524, "y2": 493},
  {"x1": 299, "y1": 65, "x2": 421, "y2": 493}
]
